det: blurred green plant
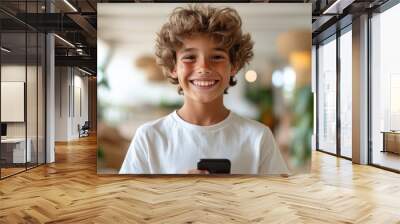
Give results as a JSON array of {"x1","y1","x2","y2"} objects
[
  {"x1": 97, "y1": 144, "x2": 105, "y2": 160},
  {"x1": 245, "y1": 86, "x2": 276, "y2": 130},
  {"x1": 97, "y1": 66, "x2": 110, "y2": 90},
  {"x1": 245, "y1": 86, "x2": 273, "y2": 109},
  {"x1": 245, "y1": 84, "x2": 313, "y2": 168},
  {"x1": 290, "y1": 85, "x2": 313, "y2": 167},
  {"x1": 159, "y1": 99, "x2": 183, "y2": 110},
  {"x1": 97, "y1": 65, "x2": 111, "y2": 121}
]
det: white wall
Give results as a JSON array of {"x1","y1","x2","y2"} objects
[
  {"x1": 55, "y1": 67, "x2": 69, "y2": 141},
  {"x1": 55, "y1": 67, "x2": 89, "y2": 141},
  {"x1": 72, "y1": 73, "x2": 89, "y2": 138},
  {"x1": 1, "y1": 64, "x2": 46, "y2": 164},
  {"x1": 1, "y1": 65, "x2": 37, "y2": 138}
]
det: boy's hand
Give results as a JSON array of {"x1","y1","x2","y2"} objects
[{"x1": 187, "y1": 169, "x2": 210, "y2": 174}]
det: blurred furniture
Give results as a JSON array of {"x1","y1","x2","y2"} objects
[
  {"x1": 381, "y1": 131, "x2": 400, "y2": 154},
  {"x1": 0, "y1": 138, "x2": 32, "y2": 165},
  {"x1": 97, "y1": 123, "x2": 130, "y2": 173},
  {"x1": 79, "y1": 121, "x2": 90, "y2": 138}
]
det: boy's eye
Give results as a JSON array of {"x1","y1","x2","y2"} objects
[
  {"x1": 181, "y1": 55, "x2": 196, "y2": 62},
  {"x1": 211, "y1": 55, "x2": 226, "y2": 61}
]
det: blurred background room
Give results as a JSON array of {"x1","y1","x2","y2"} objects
[{"x1": 97, "y1": 3, "x2": 312, "y2": 174}]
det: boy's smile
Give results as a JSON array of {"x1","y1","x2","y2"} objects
[
  {"x1": 190, "y1": 79, "x2": 219, "y2": 89},
  {"x1": 172, "y1": 34, "x2": 236, "y2": 103}
]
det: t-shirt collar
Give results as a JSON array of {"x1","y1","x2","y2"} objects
[{"x1": 171, "y1": 110, "x2": 233, "y2": 131}]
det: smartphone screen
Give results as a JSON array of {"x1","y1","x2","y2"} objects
[{"x1": 197, "y1": 159, "x2": 231, "y2": 174}]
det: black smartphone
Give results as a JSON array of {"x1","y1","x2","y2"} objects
[{"x1": 197, "y1": 159, "x2": 231, "y2": 174}]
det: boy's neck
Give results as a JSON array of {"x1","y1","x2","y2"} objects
[{"x1": 177, "y1": 97, "x2": 230, "y2": 126}]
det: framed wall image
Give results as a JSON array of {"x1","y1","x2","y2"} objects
[{"x1": 1, "y1": 81, "x2": 25, "y2": 122}]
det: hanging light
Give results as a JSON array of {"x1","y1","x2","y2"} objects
[
  {"x1": 1, "y1": 47, "x2": 11, "y2": 53},
  {"x1": 54, "y1": 34, "x2": 75, "y2": 48},
  {"x1": 78, "y1": 67, "x2": 92, "y2": 76},
  {"x1": 63, "y1": 0, "x2": 78, "y2": 12}
]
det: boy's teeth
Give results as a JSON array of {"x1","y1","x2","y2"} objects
[{"x1": 192, "y1": 80, "x2": 216, "y2": 87}]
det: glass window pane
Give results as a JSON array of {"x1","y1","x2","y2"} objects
[
  {"x1": 1, "y1": 31, "x2": 27, "y2": 177},
  {"x1": 340, "y1": 29, "x2": 352, "y2": 158},
  {"x1": 38, "y1": 33, "x2": 45, "y2": 165},
  {"x1": 0, "y1": 1, "x2": 46, "y2": 179},
  {"x1": 27, "y1": 31, "x2": 38, "y2": 169},
  {"x1": 371, "y1": 3, "x2": 400, "y2": 171},
  {"x1": 317, "y1": 37, "x2": 337, "y2": 154}
]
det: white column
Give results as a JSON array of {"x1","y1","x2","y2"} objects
[{"x1": 46, "y1": 33, "x2": 55, "y2": 163}]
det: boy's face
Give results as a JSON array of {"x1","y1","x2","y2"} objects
[{"x1": 172, "y1": 34, "x2": 236, "y2": 104}]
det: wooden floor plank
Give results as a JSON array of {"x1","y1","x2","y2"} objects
[{"x1": 0, "y1": 135, "x2": 399, "y2": 223}]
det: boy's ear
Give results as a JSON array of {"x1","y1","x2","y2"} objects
[
  {"x1": 230, "y1": 66, "x2": 238, "y2": 76},
  {"x1": 170, "y1": 66, "x2": 178, "y2": 78}
]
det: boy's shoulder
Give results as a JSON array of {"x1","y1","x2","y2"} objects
[
  {"x1": 230, "y1": 112, "x2": 272, "y2": 134},
  {"x1": 135, "y1": 112, "x2": 175, "y2": 136}
]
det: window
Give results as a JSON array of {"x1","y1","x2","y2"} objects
[
  {"x1": 339, "y1": 28, "x2": 352, "y2": 158},
  {"x1": 317, "y1": 37, "x2": 337, "y2": 154},
  {"x1": 370, "y1": 3, "x2": 400, "y2": 171},
  {"x1": 0, "y1": 1, "x2": 46, "y2": 179}
]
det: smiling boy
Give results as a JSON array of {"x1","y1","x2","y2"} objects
[{"x1": 119, "y1": 4, "x2": 290, "y2": 175}]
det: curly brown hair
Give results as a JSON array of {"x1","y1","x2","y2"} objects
[{"x1": 155, "y1": 4, "x2": 254, "y2": 94}]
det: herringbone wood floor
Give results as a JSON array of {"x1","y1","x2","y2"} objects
[{"x1": 1, "y1": 135, "x2": 399, "y2": 223}]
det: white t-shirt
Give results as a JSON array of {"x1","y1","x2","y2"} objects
[{"x1": 119, "y1": 110, "x2": 290, "y2": 175}]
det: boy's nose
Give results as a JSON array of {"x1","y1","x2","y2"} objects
[
  {"x1": 197, "y1": 58, "x2": 211, "y2": 75},
  {"x1": 197, "y1": 67, "x2": 211, "y2": 75}
]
